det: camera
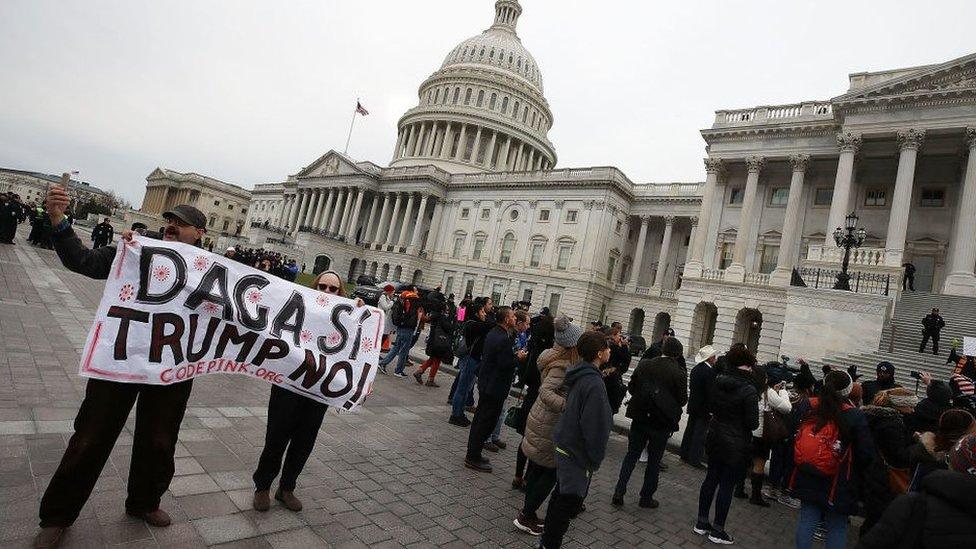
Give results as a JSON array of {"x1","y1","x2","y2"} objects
[{"x1": 909, "y1": 370, "x2": 923, "y2": 380}]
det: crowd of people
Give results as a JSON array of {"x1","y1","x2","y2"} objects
[
  {"x1": 375, "y1": 282, "x2": 976, "y2": 548},
  {"x1": 223, "y1": 244, "x2": 302, "y2": 281}
]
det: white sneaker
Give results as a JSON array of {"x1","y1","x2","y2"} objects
[
  {"x1": 639, "y1": 449, "x2": 649, "y2": 463},
  {"x1": 761, "y1": 486, "x2": 779, "y2": 500},
  {"x1": 777, "y1": 494, "x2": 800, "y2": 509},
  {"x1": 394, "y1": 372, "x2": 408, "y2": 378},
  {"x1": 707, "y1": 530, "x2": 734, "y2": 545}
]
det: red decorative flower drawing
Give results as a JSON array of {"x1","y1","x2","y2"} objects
[
  {"x1": 192, "y1": 256, "x2": 209, "y2": 271},
  {"x1": 152, "y1": 265, "x2": 171, "y2": 282},
  {"x1": 118, "y1": 283, "x2": 134, "y2": 302},
  {"x1": 327, "y1": 332, "x2": 341, "y2": 346},
  {"x1": 246, "y1": 289, "x2": 263, "y2": 304},
  {"x1": 360, "y1": 337, "x2": 374, "y2": 353},
  {"x1": 202, "y1": 302, "x2": 220, "y2": 314},
  {"x1": 316, "y1": 294, "x2": 330, "y2": 307},
  {"x1": 300, "y1": 330, "x2": 313, "y2": 343}
]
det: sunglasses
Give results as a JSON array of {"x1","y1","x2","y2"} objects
[{"x1": 317, "y1": 284, "x2": 340, "y2": 293}]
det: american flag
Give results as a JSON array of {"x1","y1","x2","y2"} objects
[{"x1": 355, "y1": 101, "x2": 370, "y2": 116}]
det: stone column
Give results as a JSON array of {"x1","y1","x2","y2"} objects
[
  {"x1": 653, "y1": 216, "x2": 675, "y2": 287},
  {"x1": 726, "y1": 156, "x2": 765, "y2": 281},
  {"x1": 515, "y1": 143, "x2": 525, "y2": 171},
  {"x1": 408, "y1": 194, "x2": 430, "y2": 253},
  {"x1": 425, "y1": 199, "x2": 444, "y2": 253},
  {"x1": 373, "y1": 192, "x2": 392, "y2": 246},
  {"x1": 385, "y1": 192, "x2": 403, "y2": 247},
  {"x1": 428, "y1": 123, "x2": 441, "y2": 157},
  {"x1": 685, "y1": 217, "x2": 699, "y2": 262},
  {"x1": 277, "y1": 195, "x2": 289, "y2": 227},
  {"x1": 486, "y1": 131, "x2": 498, "y2": 168},
  {"x1": 471, "y1": 127, "x2": 483, "y2": 164},
  {"x1": 685, "y1": 158, "x2": 723, "y2": 277},
  {"x1": 393, "y1": 128, "x2": 406, "y2": 160},
  {"x1": 500, "y1": 136, "x2": 512, "y2": 170},
  {"x1": 414, "y1": 124, "x2": 427, "y2": 157},
  {"x1": 944, "y1": 128, "x2": 976, "y2": 295},
  {"x1": 328, "y1": 188, "x2": 347, "y2": 234},
  {"x1": 397, "y1": 193, "x2": 416, "y2": 249},
  {"x1": 302, "y1": 189, "x2": 319, "y2": 228},
  {"x1": 316, "y1": 188, "x2": 335, "y2": 229},
  {"x1": 363, "y1": 192, "x2": 380, "y2": 243},
  {"x1": 627, "y1": 216, "x2": 650, "y2": 288},
  {"x1": 440, "y1": 124, "x2": 454, "y2": 159},
  {"x1": 286, "y1": 191, "x2": 303, "y2": 232},
  {"x1": 770, "y1": 154, "x2": 811, "y2": 286},
  {"x1": 310, "y1": 189, "x2": 327, "y2": 230},
  {"x1": 345, "y1": 188, "x2": 366, "y2": 241},
  {"x1": 824, "y1": 132, "x2": 862, "y2": 246},
  {"x1": 454, "y1": 125, "x2": 468, "y2": 161},
  {"x1": 338, "y1": 188, "x2": 356, "y2": 236},
  {"x1": 885, "y1": 129, "x2": 926, "y2": 266},
  {"x1": 404, "y1": 125, "x2": 417, "y2": 157}
]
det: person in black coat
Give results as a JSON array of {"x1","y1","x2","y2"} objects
[
  {"x1": 604, "y1": 326, "x2": 631, "y2": 414},
  {"x1": 91, "y1": 218, "x2": 114, "y2": 248},
  {"x1": 909, "y1": 373, "x2": 951, "y2": 434},
  {"x1": 513, "y1": 313, "x2": 555, "y2": 489},
  {"x1": 694, "y1": 346, "x2": 760, "y2": 545},
  {"x1": 681, "y1": 345, "x2": 718, "y2": 469},
  {"x1": 413, "y1": 304, "x2": 454, "y2": 386},
  {"x1": 861, "y1": 361, "x2": 901, "y2": 406},
  {"x1": 919, "y1": 308, "x2": 946, "y2": 355},
  {"x1": 857, "y1": 436, "x2": 976, "y2": 549},
  {"x1": 859, "y1": 387, "x2": 916, "y2": 536}
]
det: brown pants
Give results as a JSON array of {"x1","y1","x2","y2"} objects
[{"x1": 38, "y1": 378, "x2": 193, "y2": 527}]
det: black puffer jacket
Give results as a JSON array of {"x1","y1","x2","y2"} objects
[
  {"x1": 861, "y1": 405, "x2": 912, "y2": 525},
  {"x1": 704, "y1": 368, "x2": 759, "y2": 468},
  {"x1": 909, "y1": 381, "x2": 951, "y2": 435},
  {"x1": 856, "y1": 470, "x2": 976, "y2": 549}
]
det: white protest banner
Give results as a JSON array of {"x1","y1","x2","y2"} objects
[
  {"x1": 78, "y1": 237, "x2": 382, "y2": 410},
  {"x1": 964, "y1": 337, "x2": 976, "y2": 358}
]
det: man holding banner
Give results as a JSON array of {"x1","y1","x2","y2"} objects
[{"x1": 34, "y1": 186, "x2": 208, "y2": 548}]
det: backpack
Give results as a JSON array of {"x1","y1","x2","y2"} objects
[
  {"x1": 791, "y1": 398, "x2": 854, "y2": 502},
  {"x1": 390, "y1": 297, "x2": 412, "y2": 328}
]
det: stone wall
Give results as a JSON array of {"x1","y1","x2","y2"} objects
[{"x1": 779, "y1": 287, "x2": 892, "y2": 362}]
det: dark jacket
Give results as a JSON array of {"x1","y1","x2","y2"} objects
[
  {"x1": 92, "y1": 222, "x2": 114, "y2": 243},
  {"x1": 462, "y1": 319, "x2": 493, "y2": 361},
  {"x1": 477, "y1": 325, "x2": 517, "y2": 399},
  {"x1": 791, "y1": 398, "x2": 874, "y2": 516},
  {"x1": 861, "y1": 405, "x2": 911, "y2": 520},
  {"x1": 856, "y1": 470, "x2": 976, "y2": 549},
  {"x1": 862, "y1": 378, "x2": 900, "y2": 406},
  {"x1": 423, "y1": 312, "x2": 454, "y2": 362},
  {"x1": 687, "y1": 360, "x2": 717, "y2": 417},
  {"x1": 704, "y1": 368, "x2": 760, "y2": 468},
  {"x1": 552, "y1": 360, "x2": 613, "y2": 473},
  {"x1": 625, "y1": 356, "x2": 688, "y2": 431},
  {"x1": 907, "y1": 431, "x2": 950, "y2": 488},
  {"x1": 641, "y1": 339, "x2": 687, "y2": 370},
  {"x1": 922, "y1": 313, "x2": 945, "y2": 335},
  {"x1": 909, "y1": 381, "x2": 951, "y2": 435},
  {"x1": 52, "y1": 227, "x2": 115, "y2": 279}
]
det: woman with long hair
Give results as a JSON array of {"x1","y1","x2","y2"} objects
[
  {"x1": 414, "y1": 300, "x2": 453, "y2": 387},
  {"x1": 251, "y1": 270, "x2": 361, "y2": 513}
]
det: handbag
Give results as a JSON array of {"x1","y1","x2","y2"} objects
[
  {"x1": 504, "y1": 388, "x2": 524, "y2": 430},
  {"x1": 762, "y1": 410, "x2": 789, "y2": 443}
]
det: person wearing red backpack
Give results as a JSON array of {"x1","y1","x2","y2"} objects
[{"x1": 792, "y1": 370, "x2": 874, "y2": 549}]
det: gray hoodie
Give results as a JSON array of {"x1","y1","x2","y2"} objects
[{"x1": 553, "y1": 360, "x2": 613, "y2": 473}]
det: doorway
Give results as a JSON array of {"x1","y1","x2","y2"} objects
[{"x1": 913, "y1": 255, "x2": 935, "y2": 292}]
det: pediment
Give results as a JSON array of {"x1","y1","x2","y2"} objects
[
  {"x1": 295, "y1": 150, "x2": 366, "y2": 178},
  {"x1": 833, "y1": 53, "x2": 976, "y2": 104}
]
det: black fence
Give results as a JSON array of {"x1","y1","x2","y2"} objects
[{"x1": 793, "y1": 266, "x2": 891, "y2": 296}]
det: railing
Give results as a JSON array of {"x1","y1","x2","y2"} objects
[
  {"x1": 250, "y1": 221, "x2": 290, "y2": 235},
  {"x1": 659, "y1": 288, "x2": 676, "y2": 299},
  {"x1": 635, "y1": 286, "x2": 651, "y2": 295},
  {"x1": 614, "y1": 283, "x2": 626, "y2": 292},
  {"x1": 807, "y1": 245, "x2": 886, "y2": 266},
  {"x1": 794, "y1": 266, "x2": 891, "y2": 296},
  {"x1": 716, "y1": 101, "x2": 833, "y2": 126},
  {"x1": 744, "y1": 272, "x2": 771, "y2": 286},
  {"x1": 701, "y1": 268, "x2": 725, "y2": 281}
]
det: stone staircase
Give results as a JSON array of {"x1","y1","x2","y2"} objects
[{"x1": 816, "y1": 291, "x2": 976, "y2": 388}]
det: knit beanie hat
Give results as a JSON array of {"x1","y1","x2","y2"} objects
[
  {"x1": 949, "y1": 433, "x2": 976, "y2": 475},
  {"x1": 553, "y1": 314, "x2": 584, "y2": 349},
  {"x1": 936, "y1": 409, "x2": 976, "y2": 452}
]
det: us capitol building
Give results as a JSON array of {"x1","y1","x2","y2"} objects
[{"x1": 141, "y1": 0, "x2": 976, "y2": 365}]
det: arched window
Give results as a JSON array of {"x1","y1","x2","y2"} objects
[
  {"x1": 464, "y1": 88, "x2": 472, "y2": 105},
  {"x1": 490, "y1": 48, "x2": 495, "y2": 59},
  {"x1": 501, "y1": 96, "x2": 509, "y2": 113},
  {"x1": 530, "y1": 111, "x2": 536, "y2": 125},
  {"x1": 477, "y1": 90, "x2": 485, "y2": 107},
  {"x1": 479, "y1": 47, "x2": 485, "y2": 59},
  {"x1": 522, "y1": 106, "x2": 528, "y2": 122},
  {"x1": 452, "y1": 87, "x2": 460, "y2": 105},
  {"x1": 513, "y1": 101, "x2": 520, "y2": 119},
  {"x1": 500, "y1": 233, "x2": 516, "y2": 264},
  {"x1": 434, "y1": 89, "x2": 441, "y2": 103},
  {"x1": 489, "y1": 93, "x2": 497, "y2": 110},
  {"x1": 443, "y1": 87, "x2": 450, "y2": 104}
]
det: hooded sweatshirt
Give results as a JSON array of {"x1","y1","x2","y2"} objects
[{"x1": 553, "y1": 360, "x2": 613, "y2": 473}]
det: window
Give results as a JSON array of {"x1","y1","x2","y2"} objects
[
  {"x1": 222, "y1": 219, "x2": 229, "y2": 231},
  {"x1": 513, "y1": 101, "x2": 520, "y2": 119},
  {"x1": 491, "y1": 284, "x2": 503, "y2": 306},
  {"x1": 548, "y1": 292, "x2": 561, "y2": 316},
  {"x1": 814, "y1": 188, "x2": 833, "y2": 206},
  {"x1": 452, "y1": 236, "x2": 464, "y2": 258},
  {"x1": 481, "y1": 208, "x2": 490, "y2": 220},
  {"x1": 435, "y1": 89, "x2": 441, "y2": 103},
  {"x1": 728, "y1": 188, "x2": 744, "y2": 205},
  {"x1": 214, "y1": 200, "x2": 220, "y2": 206},
  {"x1": 464, "y1": 88, "x2": 472, "y2": 105},
  {"x1": 228, "y1": 204, "x2": 234, "y2": 210},
  {"x1": 539, "y1": 209, "x2": 550, "y2": 221},
  {"x1": 476, "y1": 90, "x2": 484, "y2": 107},
  {"x1": 500, "y1": 233, "x2": 515, "y2": 264},
  {"x1": 530, "y1": 242, "x2": 544, "y2": 267},
  {"x1": 865, "y1": 189, "x2": 887, "y2": 207},
  {"x1": 759, "y1": 245, "x2": 779, "y2": 274},
  {"x1": 460, "y1": 207, "x2": 470, "y2": 219},
  {"x1": 452, "y1": 88, "x2": 460, "y2": 105},
  {"x1": 556, "y1": 245, "x2": 571, "y2": 270},
  {"x1": 769, "y1": 188, "x2": 789, "y2": 206},
  {"x1": 445, "y1": 276, "x2": 454, "y2": 295},
  {"x1": 522, "y1": 288, "x2": 533, "y2": 303},
  {"x1": 208, "y1": 216, "x2": 216, "y2": 228},
  {"x1": 606, "y1": 255, "x2": 617, "y2": 280},
  {"x1": 465, "y1": 279, "x2": 475, "y2": 297},
  {"x1": 510, "y1": 209, "x2": 519, "y2": 221},
  {"x1": 472, "y1": 236, "x2": 486, "y2": 260},
  {"x1": 566, "y1": 210, "x2": 578, "y2": 223},
  {"x1": 920, "y1": 189, "x2": 945, "y2": 207},
  {"x1": 489, "y1": 93, "x2": 497, "y2": 110},
  {"x1": 501, "y1": 96, "x2": 509, "y2": 113},
  {"x1": 615, "y1": 220, "x2": 623, "y2": 234},
  {"x1": 719, "y1": 242, "x2": 734, "y2": 269}
]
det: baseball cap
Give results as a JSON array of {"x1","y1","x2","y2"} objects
[
  {"x1": 876, "y1": 361, "x2": 895, "y2": 375},
  {"x1": 163, "y1": 205, "x2": 207, "y2": 230}
]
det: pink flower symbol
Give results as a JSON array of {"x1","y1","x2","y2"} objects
[
  {"x1": 152, "y1": 265, "x2": 171, "y2": 282},
  {"x1": 202, "y1": 302, "x2": 220, "y2": 315},
  {"x1": 327, "y1": 332, "x2": 341, "y2": 346},
  {"x1": 300, "y1": 330, "x2": 313, "y2": 343},
  {"x1": 316, "y1": 294, "x2": 330, "y2": 307},
  {"x1": 361, "y1": 337, "x2": 373, "y2": 353},
  {"x1": 247, "y1": 289, "x2": 262, "y2": 304},
  {"x1": 118, "y1": 283, "x2": 134, "y2": 302},
  {"x1": 192, "y1": 256, "x2": 209, "y2": 271}
]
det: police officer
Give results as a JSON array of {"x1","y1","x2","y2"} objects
[
  {"x1": 91, "y1": 217, "x2": 114, "y2": 248},
  {"x1": 920, "y1": 307, "x2": 946, "y2": 355},
  {"x1": 0, "y1": 192, "x2": 26, "y2": 244}
]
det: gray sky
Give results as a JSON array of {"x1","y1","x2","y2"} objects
[{"x1": 2, "y1": 0, "x2": 974, "y2": 204}]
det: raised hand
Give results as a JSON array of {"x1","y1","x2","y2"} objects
[{"x1": 46, "y1": 185, "x2": 70, "y2": 225}]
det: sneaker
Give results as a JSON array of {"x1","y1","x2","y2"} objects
[
  {"x1": 394, "y1": 371, "x2": 408, "y2": 378},
  {"x1": 425, "y1": 380, "x2": 440, "y2": 387},
  {"x1": 638, "y1": 449, "x2": 649, "y2": 463},
  {"x1": 693, "y1": 521, "x2": 713, "y2": 535},
  {"x1": 513, "y1": 513, "x2": 543, "y2": 536},
  {"x1": 448, "y1": 415, "x2": 471, "y2": 427},
  {"x1": 707, "y1": 529, "x2": 734, "y2": 545},
  {"x1": 777, "y1": 493, "x2": 801, "y2": 509},
  {"x1": 378, "y1": 364, "x2": 388, "y2": 375},
  {"x1": 465, "y1": 405, "x2": 478, "y2": 414},
  {"x1": 813, "y1": 523, "x2": 827, "y2": 541},
  {"x1": 413, "y1": 371, "x2": 424, "y2": 384},
  {"x1": 611, "y1": 493, "x2": 624, "y2": 506},
  {"x1": 638, "y1": 498, "x2": 659, "y2": 509},
  {"x1": 464, "y1": 458, "x2": 492, "y2": 473},
  {"x1": 761, "y1": 486, "x2": 780, "y2": 500},
  {"x1": 484, "y1": 441, "x2": 500, "y2": 453},
  {"x1": 493, "y1": 440, "x2": 507, "y2": 450}
]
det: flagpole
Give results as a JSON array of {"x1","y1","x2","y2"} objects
[{"x1": 343, "y1": 99, "x2": 358, "y2": 155}]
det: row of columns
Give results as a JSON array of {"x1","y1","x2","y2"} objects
[
  {"x1": 685, "y1": 127, "x2": 976, "y2": 294},
  {"x1": 394, "y1": 120, "x2": 551, "y2": 172},
  {"x1": 142, "y1": 186, "x2": 189, "y2": 214},
  {"x1": 625, "y1": 215, "x2": 692, "y2": 290}
]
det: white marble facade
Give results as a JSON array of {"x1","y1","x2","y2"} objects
[{"x1": 229, "y1": 0, "x2": 976, "y2": 363}]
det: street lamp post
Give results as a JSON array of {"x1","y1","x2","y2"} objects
[{"x1": 833, "y1": 211, "x2": 867, "y2": 291}]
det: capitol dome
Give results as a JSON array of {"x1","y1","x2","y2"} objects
[{"x1": 390, "y1": 0, "x2": 556, "y2": 173}]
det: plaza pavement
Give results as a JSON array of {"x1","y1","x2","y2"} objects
[{"x1": 1, "y1": 237, "x2": 805, "y2": 548}]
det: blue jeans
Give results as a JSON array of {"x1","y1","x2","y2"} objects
[
  {"x1": 380, "y1": 326, "x2": 415, "y2": 374},
  {"x1": 697, "y1": 456, "x2": 737, "y2": 529},
  {"x1": 614, "y1": 422, "x2": 670, "y2": 500},
  {"x1": 796, "y1": 501, "x2": 847, "y2": 549},
  {"x1": 451, "y1": 355, "x2": 479, "y2": 418}
]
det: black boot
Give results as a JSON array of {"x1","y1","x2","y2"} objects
[
  {"x1": 749, "y1": 473, "x2": 770, "y2": 507},
  {"x1": 732, "y1": 477, "x2": 748, "y2": 499}
]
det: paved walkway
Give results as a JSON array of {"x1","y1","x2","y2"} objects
[{"x1": 0, "y1": 238, "x2": 804, "y2": 548}]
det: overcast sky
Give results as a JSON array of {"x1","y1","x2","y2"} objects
[{"x1": 2, "y1": 0, "x2": 974, "y2": 204}]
